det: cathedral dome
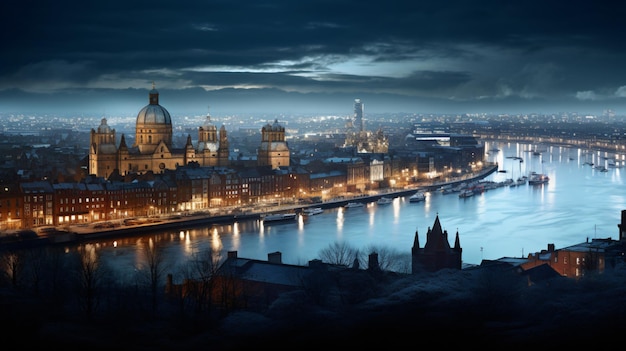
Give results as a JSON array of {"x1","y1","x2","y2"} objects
[
  {"x1": 136, "y1": 86, "x2": 172, "y2": 125},
  {"x1": 136, "y1": 104, "x2": 171, "y2": 125}
]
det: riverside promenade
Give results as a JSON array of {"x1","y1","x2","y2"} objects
[{"x1": 1, "y1": 163, "x2": 498, "y2": 248}]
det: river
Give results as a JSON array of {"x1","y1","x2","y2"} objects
[{"x1": 83, "y1": 141, "x2": 626, "y2": 280}]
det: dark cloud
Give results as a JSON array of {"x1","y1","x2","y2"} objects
[{"x1": 2, "y1": 0, "x2": 626, "y2": 114}]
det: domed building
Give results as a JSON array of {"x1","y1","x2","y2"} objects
[{"x1": 89, "y1": 84, "x2": 230, "y2": 178}]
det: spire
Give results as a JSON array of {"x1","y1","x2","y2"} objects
[
  {"x1": 149, "y1": 82, "x2": 159, "y2": 105},
  {"x1": 119, "y1": 134, "x2": 127, "y2": 148},
  {"x1": 186, "y1": 134, "x2": 192, "y2": 146},
  {"x1": 454, "y1": 230, "x2": 462, "y2": 251},
  {"x1": 432, "y1": 214, "x2": 442, "y2": 234},
  {"x1": 412, "y1": 229, "x2": 420, "y2": 255}
]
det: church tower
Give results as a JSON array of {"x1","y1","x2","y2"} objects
[
  {"x1": 257, "y1": 119, "x2": 290, "y2": 169},
  {"x1": 196, "y1": 110, "x2": 220, "y2": 166},
  {"x1": 89, "y1": 117, "x2": 117, "y2": 178},
  {"x1": 411, "y1": 214, "x2": 462, "y2": 273},
  {"x1": 196, "y1": 109, "x2": 230, "y2": 167}
]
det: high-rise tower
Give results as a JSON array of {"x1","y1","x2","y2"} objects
[{"x1": 354, "y1": 98, "x2": 364, "y2": 132}]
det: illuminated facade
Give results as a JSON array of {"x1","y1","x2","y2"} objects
[
  {"x1": 344, "y1": 98, "x2": 389, "y2": 153},
  {"x1": 89, "y1": 84, "x2": 229, "y2": 179},
  {"x1": 257, "y1": 119, "x2": 290, "y2": 169}
]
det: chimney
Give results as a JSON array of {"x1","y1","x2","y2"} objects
[
  {"x1": 227, "y1": 251, "x2": 238, "y2": 259},
  {"x1": 268, "y1": 251, "x2": 282, "y2": 264},
  {"x1": 368, "y1": 252, "x2": 380, "y2": 271},
  {"x1": 547, "y1": 243, "x2": 555, "y2": 252}
]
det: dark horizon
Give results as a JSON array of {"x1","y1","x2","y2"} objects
[{"x1": 1, "y1": 87, "x2": 623, "y2": 117}]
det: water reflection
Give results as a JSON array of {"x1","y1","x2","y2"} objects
[{"x1": 58, "y1": 142, "x2": 626, "y2": 276}]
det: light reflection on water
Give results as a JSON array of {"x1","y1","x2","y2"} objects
[{"x1": 85, "y1": 142, "x2": 626, "y2": 279}]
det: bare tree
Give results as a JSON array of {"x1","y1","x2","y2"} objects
[
  {"x1": 318, "y1": 241, "x2": 360, "y2": 267},
  {"x1": 136, "y1": 236, "x2": 170, "y2": 315},
  {"x1": 360, "y1": 244, "x2": 411, "y2": 273},
  {"x1": 0, "y1": 249, "x2": 25, "y2": 288},
  {"x1": 176, "y1": 247, "x2": 223, "y2": 315},
  {"x1": 73, "y1": 243, "x2": 106, "y2": 320},
  {"x1": 23, "y1": 247, "x2": 49, "y2": 295}
]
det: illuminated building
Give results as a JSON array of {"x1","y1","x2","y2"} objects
[{"x1": 89, "y1": 83, "x2": 229, "y2": 179}]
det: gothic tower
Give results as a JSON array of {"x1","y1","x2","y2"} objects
[{"x1": 411, "y1": 214, "x2": 462, "y2": 273}]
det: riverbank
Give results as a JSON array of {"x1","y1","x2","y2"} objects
[{"x1": 0, "y1": 164, "x2": 498, "y2": 249}]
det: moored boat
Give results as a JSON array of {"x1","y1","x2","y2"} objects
[
  {"x1": 376, "y1": 197, "x2": 393, "y2": 205},
  {"x1": 458, "y1": 189, "x2": 474, "y2": 198},
  {"x1": 408, "y1": 191, "x2": 426, "y2": 203},
  {"x1": 303, "y1": 207, "x2": 324, "y2": 216},
  {"x1": 344, "y1": 202, "x2": 364, "y2": 208},
  {"x1": 528, "y1": 172, "x2": 549, "y2": 185},
  {"x1": 262, "y1": 213, "x2": 297, "y2": 223}
]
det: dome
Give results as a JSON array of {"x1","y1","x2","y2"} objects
[
  {"x1": 136, "y1": 104, "x2": 172, "y2": 125},
  {"x1": 271, "y1": 119, "x2": 284, "y2": 131},
  {"x1": 97, "y1": 117, "x2": 112, "y2": 133},
  {"x1": 136, "y1": 86, "x2": 172, "y2": 125}
]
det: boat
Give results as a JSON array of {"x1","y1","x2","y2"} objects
[
  {"x1": 458, "y1": 189, "x2": 475, "y2": 198},
  {"x1": 408, "y1": 191, "x2": 425, "y2": 203},
  {"x1": 594, "y1": 165, "x2": 608, "y2": 172},
  {"x1": 344, "y1": 202, "x2": 364, "y2": 208},
  {"x1": 262, "y1": 213, "x2": 297, "y2": 223},
  {"x1": 510, "y1": 176, "x2": 527, "y2": 187},
  {"x1": 302, "y1": 207, "x2": 324, "y2": 216},
  {"x1": 528, "y1": 172, "x2": 549, "y2": 185},
  {"x1": 376, "y1": 197, "x2": 393, "y2": 205}
]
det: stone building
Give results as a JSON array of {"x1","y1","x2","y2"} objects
[
  {"x1": 89, "y1": 84, "x2": 229, "y2": 179},
  {"x1": 411, "y1": 214, "x2": 462, "y2": 273},
  {"x1": 257, "y1": 119, "x2": 290, "y2": 169}
]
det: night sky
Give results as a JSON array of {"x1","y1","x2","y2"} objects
[{"x1": 2, "y1": 0, "x2": 626, "y2": 115}]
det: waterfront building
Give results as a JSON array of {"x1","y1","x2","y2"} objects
[
  {"x1": 520, "y1": 212, "x2": 626, "y2": 279},
  {"x1": 257, "y1": 119, "x2": 290, "y2": 169},
  {"x1": 89, "y1": 84, "x2": 230, "y2": 179}
]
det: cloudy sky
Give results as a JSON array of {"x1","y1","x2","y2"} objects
[{"x1": 2, "y1": 0, "x2": 626, "y2": 115}]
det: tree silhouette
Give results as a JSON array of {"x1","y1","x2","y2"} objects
[
  {"x1": 136, "y1": 236, "x2": 170, "y2": 315},
  {"x1": 318, "y1": 241, "x2": 360, "y2": 267}
]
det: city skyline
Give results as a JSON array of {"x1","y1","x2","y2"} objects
[{"x1": 2, "y1": 1, "x2": 626, "y2": 115}]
